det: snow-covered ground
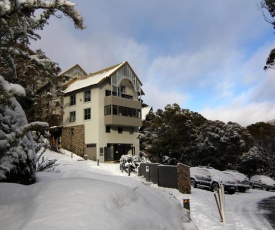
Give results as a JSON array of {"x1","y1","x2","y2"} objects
[{"x1": 0, "y1": 149, "x2": 274, "y2": 230}]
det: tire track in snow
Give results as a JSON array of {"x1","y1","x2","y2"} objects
[{"x1": 234, "y1": 198, "x2": 273, "y2": 230}]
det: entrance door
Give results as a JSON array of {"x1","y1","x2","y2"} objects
[
  {"x1": 104, "y1": 146, "x2": 113, "y2": 161},
  {"x1": 107, "y1": 144, "x2": 134, "y2": 161}
]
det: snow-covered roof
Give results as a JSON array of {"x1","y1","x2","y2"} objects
[
  {"x1": 58, "y1": 64, "x2": 87, "y2": 77},
  {"x1": 63, "y1": 62, "x2": 125, "y2": 94}
]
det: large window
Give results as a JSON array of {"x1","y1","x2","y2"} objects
[
  {"x1": 84, "y1": 108, "x2": 91, "y2": 120},
  {"x1": 70, "y1": 94, "x2": 76, "y2": 106},
  {"x1": 113, "y1": 105, "x2": 118, "y2": 115},
  {"x1": 84, "y1": 90, "x2": 91, "y2": 102},
  {"x1": 70, "y1": 111, "x2": 76, "y2": 122},
  {"x1": 104, "y1": 105, "x2": 141, "y2": 118},
  {"x1": 104, "y1": 105, "x2": 111, "y2": 115}
]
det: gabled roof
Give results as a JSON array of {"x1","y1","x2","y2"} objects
[
  {"x1": 58, "y1": 64, "x2": 87, "y2": 77},
  {"x1": 63, "y1": 61, "x2": 142, "y2": 94}
]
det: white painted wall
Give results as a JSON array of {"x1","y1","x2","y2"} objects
[{"x1": 63, "y1": 79, "x2": 141, "y2": 162}]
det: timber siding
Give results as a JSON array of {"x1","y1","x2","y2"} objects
[{"x1": 62, "y1": 125, "x2": 85, "y2": 157}]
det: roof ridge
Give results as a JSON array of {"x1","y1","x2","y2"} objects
[{"x1": 90, "y1": 62, "x2": 125, "y2": 76}]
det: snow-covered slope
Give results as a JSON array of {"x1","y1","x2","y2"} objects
[
  {"x1": 0, "y1": 149, "x2": 274, "y2": 230},
  {"x1": 0, "y1": 149, "x2": 194, "y2": 230}
]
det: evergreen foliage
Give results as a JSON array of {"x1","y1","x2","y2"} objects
[
  {"x1": 196, "y1": 120, "x2": 253, "y2": 170},
  {"x1": 140, "y1": 103, "x2": 206, "y2": 165},
  {"x1": 0, "y1": 0, "x2": 84, "y2": 184},
  {"x1": 140, "y1": 103, "x2": 255, "y2": 172},
  {"x1": 241, "y1": 122, "x2": 275, "y2": 177}
]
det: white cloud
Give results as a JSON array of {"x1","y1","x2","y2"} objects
[
  {"x1": 30, "y1": 0, "x2": 275, "y2": 125},
  {"x1": 200, "y1": 101, "x2": 275, "y2": 127},
  {"x1": 142, "y1": 84, "x2": 189, "y2": 111}
]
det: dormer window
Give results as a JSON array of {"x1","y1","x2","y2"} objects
[{"x1": 64, "y1": 75, "x2": 70, "y2": 82}]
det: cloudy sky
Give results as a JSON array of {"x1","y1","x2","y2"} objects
[{"x1": 31, "y1": 0, "x2": 275, "y2": 127}]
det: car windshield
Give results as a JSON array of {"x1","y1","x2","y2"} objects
[
  {"x1": 230, "y1": 172, "x2": 247, "y2": 181},
  {"x1": 261, "y1": 176, "x2": 275, "y2": 183}
]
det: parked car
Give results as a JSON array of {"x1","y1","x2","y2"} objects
[
  {"x1": 249, "y1": 175, "x2": 275, "y2": 191},
  {"x1": 223, "y1": 170, "x2": 250, "y2": 193},
  {"x1": 190, "y1": 166, "x2": 237, "y2": 194}
]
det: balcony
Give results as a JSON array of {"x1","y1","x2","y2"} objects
[
  {"x1": 104, "y1": 96, "x2": 142, "y2": 127},
  {"x1": 104, "y1": 115, "x2": 141, "y2": 127},
  {"x1": 104, "y1": 95, "x2": 141, "y2": 108}
]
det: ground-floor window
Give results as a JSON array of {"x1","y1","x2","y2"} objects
[
  {"x1": 106, "y1": 126, "x2": 111, "y2": 133},
  {"x1": 129, "y1": 128, "x2": 134, "y2": 134},
  {"x1": 70, "y1": 111, "x2": 76, "y2": 122},
  {"x1": 118, "y1": 127, "x2": 123, "y2": 134}
]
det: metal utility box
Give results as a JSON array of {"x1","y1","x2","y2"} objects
[
  {"x1": 157, "y1": 165, "x2": 178, "y2": 189},
  {"x1": 139, "y1": 163, "x2": 160, "y2": 182}
]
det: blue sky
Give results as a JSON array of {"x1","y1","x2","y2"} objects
[{"x1": 31, "y1": 0, "x2": 275, "y2": 126}]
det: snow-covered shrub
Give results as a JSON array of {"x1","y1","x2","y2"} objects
[
  {"x1": 0, "y1": 76, "x2": 34, "y2": 184},
  {"x1": 32, "y1": 130, "x2": 59, "y2": 172},
  {"x1": 120, "y1": 154, "x2": 150, "y2": 174},
  {"x1": 36, "y1": 151, "x2": 59, "y2": 172},
  {"x1": 162, "y1": 156, "x2": 178, "y2": 165},
  {"x1": 0, "y1": 76, "x2": 50, "y2": 184}
]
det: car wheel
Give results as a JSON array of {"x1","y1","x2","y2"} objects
[
  {"x1": 228, "y1": 190, "x2": 236, "y2": 195},
  {"x1": 190, "y1": 179, "x2": 197, "y2": 188},
  {"x1": 211, "y1": 182, "x2": 219, "y2": 192},
  {"x1": 239, "y1": 188, "x2": 245, "y2": 193},
  {"x1": 250, "y1": 183, "x2": 254, "y2": 189},
  {"x1": 262, "y1": 184, "x2": 269, "y2": 191}
]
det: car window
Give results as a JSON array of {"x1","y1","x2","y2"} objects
[{"x1": 199, "y1": 169, "x2": 210, "y2": 176}]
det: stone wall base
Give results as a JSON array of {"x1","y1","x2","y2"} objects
[{"x1": 61, "y1": 125, "x2": 85, "y2": 157}]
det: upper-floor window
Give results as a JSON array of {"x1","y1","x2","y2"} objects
[
  {"x1": 64, "y1": 76, "x2": 70, "y2": 82},
  {"x1": 84, "y1": 108, "x2": 91, "y2": 120},
  {"x1": 104, "y1": 105, "x2": 141, "y2": 118},
  {"x1": 70, "y1": 94, "x2": 76, "y2": 106},
  {"x1": 70, "y1": 111, "x2": 76, "y2": 122},
  {"x1": 113, "y1": 105, "x2": 118, "y2": 115},
  {"x1": 113, "y1": 86, "x2": 118, "y2": 92},
  {"x1": 84, "y1": 90, "x2": 91, "y2": 102},
  {"x1": 120, "y1": 86, "x2": 126, "y2": 93},
  {"x1": 104, "y1": 105, "x2": 111, "y2": 116}
]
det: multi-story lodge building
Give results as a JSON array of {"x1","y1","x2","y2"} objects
[{"x1": 61, "y1": 61, "x2": 144, "y2": 162}]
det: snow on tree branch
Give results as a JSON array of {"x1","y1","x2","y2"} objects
[
  {"x1": 0, "y1": 0, "x2": 85, "y2": 78},
  {"x1": 0, "y1": 0, "x2": 85, "y2": 29}
]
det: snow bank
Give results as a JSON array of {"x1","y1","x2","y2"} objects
[
  {"x1": 0, "y1": 149, "x2": 191, "y2": 230},
  {"x1": 1, "y1": 149, "x2": 274, "y2": 230}
]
